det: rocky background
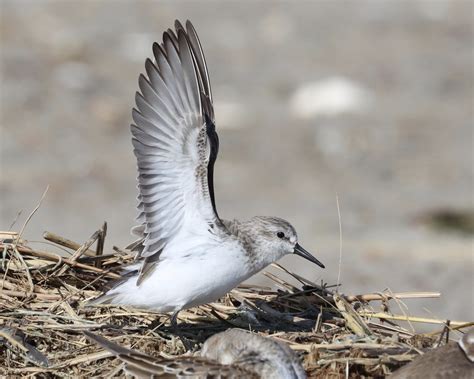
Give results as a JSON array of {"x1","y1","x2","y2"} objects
[{"x1": 1, "y1": 1, "x2": 473, "y2": 327}]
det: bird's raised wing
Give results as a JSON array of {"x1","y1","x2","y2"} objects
[{"x1": 132, "y1": 20, "x2": 220, "y2": 261}]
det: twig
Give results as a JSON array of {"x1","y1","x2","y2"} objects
[
  {"x1": 15, "y1": 186, "x2": 49, "y2": 247},
  {"x1": 271, "y1": 263, "x2": 318, "y2": 287},
  {"x1": 55, "y1": 230, "x2": 101, "y2": 275},
  {"x1": 10, "y1": 246, "x2": 34, "y2": 293},
  {"x1": 262, "y1": 271, "x2": 299, "y2": 292},
  {"x1": 13, "y1": 245, "x2": 120, "y2": 279},
  {"x1": 50, "y1": 351, "x2": 113, "y2": 368},
  {"x1": 387, "y1": 288, "x2": 415, "y2": 333},
  {"x1": 290, "y1": 341, "x2": 410, "y2": 352},
  {"x1": 336, "y1": 194, "x2": 343, "y2": 290},
  {"x1": 359, "y1": 311, "x2": 470, "y2": 327},
  {"x1": 95, "y1": 222, "x2": 107, "y2": 269},
  {"x1": 317, "y1": 354, "x2": 417, "y2": 365},
  {"x1": 8, "y1": 210, "x2": 22, "y2": 230},
  {"x1": 345, "y1": 292, "x2": 441, "y2": 303},
  {"x1": 43, "y1": 232, "x2": 97, "y2": 257},
  {"x1": 423, "y1": 322, "x2": 474, "y2": 336},
  {"x1": 334, "y1": 294, "x2": 372, "y2": 337},
  {"x1": 0, "y1": 289, "x2": 68, "y2": 301}
]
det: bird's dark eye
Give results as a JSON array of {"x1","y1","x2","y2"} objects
[{"x1": 277, "y1": 232, "x2": 285, "y2": 239}]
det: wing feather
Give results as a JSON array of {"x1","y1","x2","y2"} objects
[
  {"x1": 185, "y1": 21, "x2": 212, "y2": 102},
  {"x1": 153, "y1": 43, "x2": 186, "y2": 113},
  {"x1": 131, "y1": 21, "x2": 220, "y2": 266}
]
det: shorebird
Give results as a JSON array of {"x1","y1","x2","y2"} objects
[
  {"x1": 390, "y1": 329, "x2": 474, "y2": 379},
  {"x1": 84, "y1": 328, "x2": 306, "y2": 379},
  {"x1": 91, "y1": 20, "x2": 324, "y2": 315}
]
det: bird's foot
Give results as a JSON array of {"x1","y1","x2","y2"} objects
[{"x1": 169, "y1": 312, "x2": 194, "y2": 351}]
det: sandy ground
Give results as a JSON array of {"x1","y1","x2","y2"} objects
[{"x1": 1, "y1": 1, "x2": 473, "y2": 328}]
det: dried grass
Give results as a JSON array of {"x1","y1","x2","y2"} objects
[{"x1": 0, "y1": 224, "x2": 472, "y2": 378}]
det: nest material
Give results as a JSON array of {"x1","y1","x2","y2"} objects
[{"x1": 0, "y1": 224, "x2": 472, "y2": 378}]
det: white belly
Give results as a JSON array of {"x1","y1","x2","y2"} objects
[{"x1": 107, "y1": 240, "x2": 251, "y2": 313}]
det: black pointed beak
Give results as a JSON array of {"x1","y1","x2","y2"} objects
[{"x1": 293, "y1": 243, "x2": 325, "y2": 268}]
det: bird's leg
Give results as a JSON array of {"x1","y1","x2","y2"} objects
[
  {"x1": 170, "y1": 311, "x2": 179, "y2": 328},
  {"x1": 169, "y1": 311, "x2": 193, "y2": 351}
]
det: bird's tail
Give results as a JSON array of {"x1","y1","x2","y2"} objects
[{"x1": 84, "y1": 267, "x2": 139, "y2": 307}]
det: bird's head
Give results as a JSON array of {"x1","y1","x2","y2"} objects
[{"x1": 249, "y1": 216, "x2": 325, "y2": 269}]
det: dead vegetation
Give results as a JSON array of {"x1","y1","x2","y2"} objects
[{"x1": 0, "y1": 224, "x2": 472, "y2": 378}]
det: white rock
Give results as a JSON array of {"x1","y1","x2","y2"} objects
[{"x1": 290, "y1": 76, "x2": 371, "y2": 119}]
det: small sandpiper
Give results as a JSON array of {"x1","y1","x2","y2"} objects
[
  {"x1": 84, "y1": 329, "x2": 306, "y2": 378},
  {"x1": 91, "y1": 20, "x2": 324, "y2": 316}
]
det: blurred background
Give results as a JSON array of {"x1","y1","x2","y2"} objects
[{"x1": 1, "y1": 1, "x2": 473, "y2": 327}]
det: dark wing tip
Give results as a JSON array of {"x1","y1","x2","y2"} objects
[
  {"x1": 176, "y1": 28, "x2": 190, "y2": 50},
  {"x1": 174, "y1": 19, "x2": 185, "y2": 32},
  {"x1": 138, "y1": 72, "x2": 146, "y2": 86},
  {"x1": 162, "y1": 30, "x2": 172, "y2": 47},
  {"x1": 144, "y1": 58, "x2": 156, "y2": 78},
  {"x1": 151, "y1": 41, "x2": 160, "y2": 52},
  {"x1": 152, "y1": 41, "x2": 164, "y2": 60},
  {"x1": 185, "y1": 20, "x2": 195, "y2": 33},
  {"x1": 131, "y1": 107, "x2": 142, "y2": 125},
  {"x1": 163, "y1": 29, "x2": 178, "y2": 51}
]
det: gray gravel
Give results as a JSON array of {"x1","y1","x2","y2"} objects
[{"x1": 1, "y1": 1, "x2": 473, "y2": 327}]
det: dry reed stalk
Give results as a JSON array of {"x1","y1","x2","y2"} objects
[
  {"x1": 358, "y1": 312, "x2": 471, "y2": 327},
  {"x1": 43, "y1": 231, "x2": 98, "y2": 257},
  {"x1": 0, "y1": 224, "x2": 471, "y2": 378}
]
